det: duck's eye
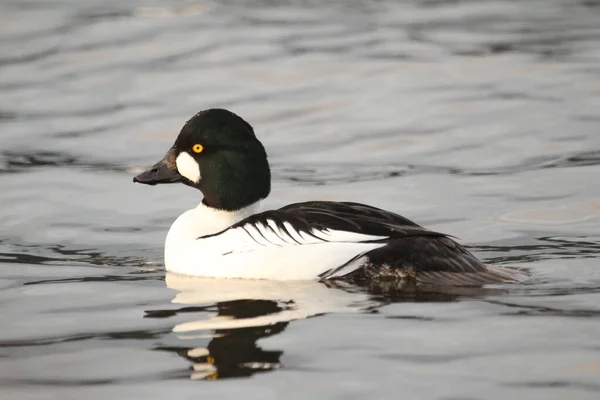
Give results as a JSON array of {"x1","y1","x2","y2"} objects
[{"x1": 192, "y1": 144, "x2": 204, "y2": 154}]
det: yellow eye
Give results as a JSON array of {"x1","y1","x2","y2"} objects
[{"x1": 192, "y1": 144, "x2": 204, "y2": 153}]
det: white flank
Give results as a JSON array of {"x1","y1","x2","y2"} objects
[
  {"x1": 176, "y1": 152, "x2": 201, "y2": 183},
  {"x1": 164, "y1": 206, "x2": 388, "y2": 280}
]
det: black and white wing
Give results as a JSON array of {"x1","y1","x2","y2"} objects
[
  {"x1": 196, "y1": 201, "x2": 525, "y2": 284},
  {"x1": 192, "y1": 202, "x2": 392, "y2": 280}
]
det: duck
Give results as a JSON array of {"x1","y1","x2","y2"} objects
[{"x1": 133, "y1": 108, "x2": 525, "y2": 285}]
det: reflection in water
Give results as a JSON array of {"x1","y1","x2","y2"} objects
[
  {"x1": 149, "y1": 273, "x2": 509, "y2": 380},
  {"x1": 157, "y1": 300, "x2": 287, "y2": 380},
  {"x1": 147, "y1": 274, "x2": 376, "y2": 380}
]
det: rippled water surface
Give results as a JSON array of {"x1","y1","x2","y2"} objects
[{"x1": 2, "y1": 0, "x2": 600, "y2": 398}]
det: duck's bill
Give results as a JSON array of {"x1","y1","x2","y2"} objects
[{"x1": 133, "y1": 148, "x2": 183, "y2": 185}]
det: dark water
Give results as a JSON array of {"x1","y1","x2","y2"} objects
[{"x1": 2, "y1": 0, "x2": 600, "y2": 398}]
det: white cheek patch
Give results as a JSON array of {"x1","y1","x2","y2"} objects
[{"x1": 176, "y1": 152, "x2": 201, "y2": 183}]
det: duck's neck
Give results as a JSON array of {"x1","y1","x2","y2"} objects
[
  {"x1": 167, "y1": 200, "x2": 262, "y2": 244},
  {"x1": 196, "y1": 200, "x2": 261, "y2": 236}
]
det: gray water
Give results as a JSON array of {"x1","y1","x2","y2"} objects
[{"x1": 2, "y1": 0, "x2": 600, "y2": 398}]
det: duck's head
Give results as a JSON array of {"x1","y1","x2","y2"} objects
[{"x1": 134, "y1": 108, "x2": 271, "y2": 211}]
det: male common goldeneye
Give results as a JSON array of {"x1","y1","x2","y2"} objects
[{"x1": 134, "y1": 108, "x2": 524, "y2": 285}]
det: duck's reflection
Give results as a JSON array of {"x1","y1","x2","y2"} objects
[
  {"x1": 150, "y1": 273, "x2": 507, "y2": 380},
  {"x1": 159, "y1": 299, "x2": 288, "y2": 380},
  {"x1": 150, "y1": 273, "x2": 374, "y2": 380}
]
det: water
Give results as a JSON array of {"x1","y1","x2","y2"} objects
[{"x1": 1, "y1": 0, "x2": 600, "y2": 398}]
